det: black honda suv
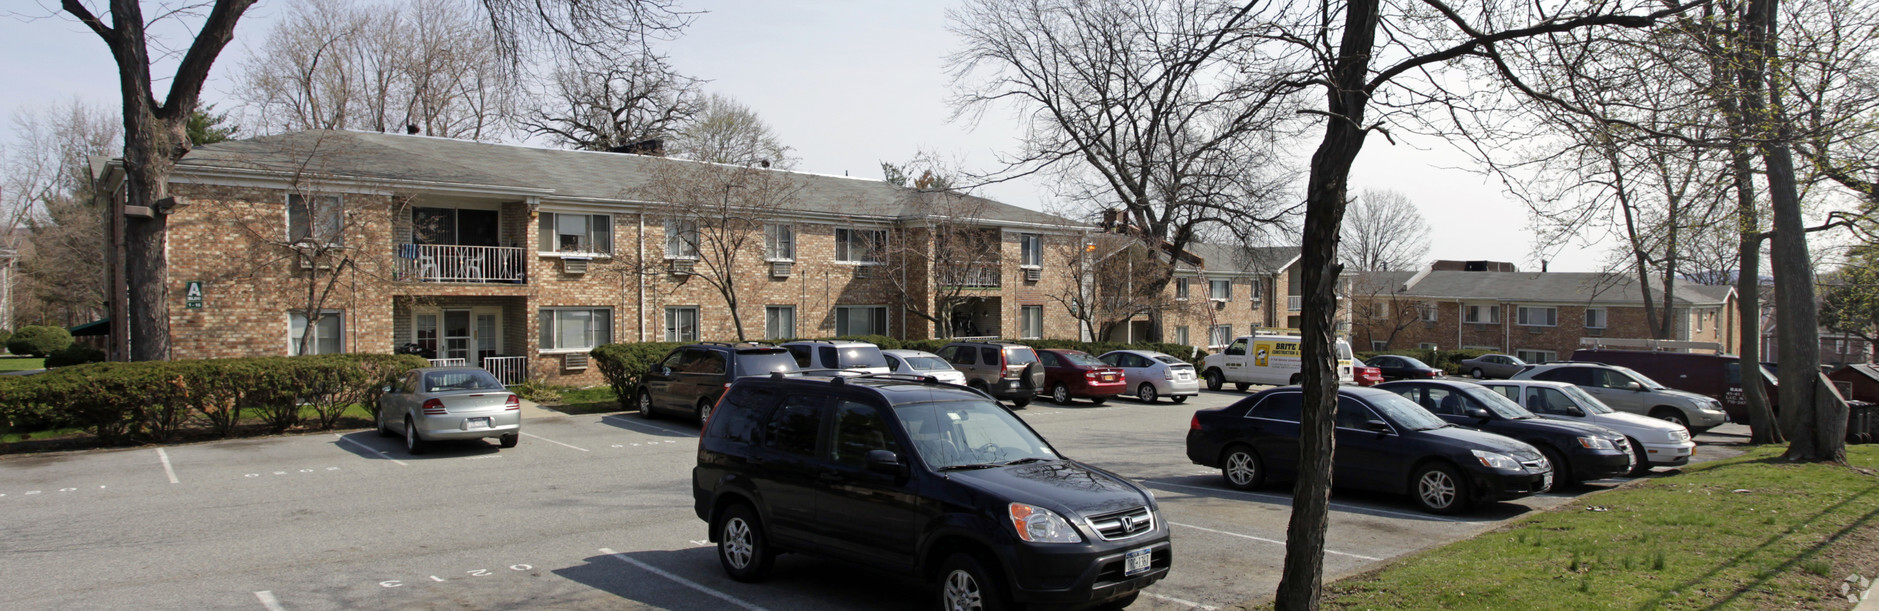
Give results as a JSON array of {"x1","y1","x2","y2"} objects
[
  {"x1": 694, "y1": 374, "x2": 1172, "y2": 609},
  {"x1": 635, "y1": 342, "x2": 798, "y2": 423}
]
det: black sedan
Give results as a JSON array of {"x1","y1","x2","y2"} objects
[
  {"x1": 1185, "y1": 386, "x2": 1554, "y2": 514},
  {"x1": 1377, "y1": 380, "x2": 1634, "y2": 486},
  {"x1": 1365, "y1": 355, "x2": 1446, "y2": 381}
]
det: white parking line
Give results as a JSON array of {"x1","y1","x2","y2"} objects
[
  {"x1": 1170, "y1": 522, "x2": 1380, "y2": 561},
  {"x1": 599, "y1": 548, "x2": 767, "y2": 611},
  {"x1": 1143, "y1": 591, "x2": 1221, "y2": 610},
  {"x1": 1140, "y1": 480, "x2": 1463, "y2": 523},
  {"x1": 253, "y1": 590, "x2": 284, "y2": 611},
  {"x1": 521, "y1": 432, "x2": 588, "y2": 452},
  {"x1": 156, "y1": 448, "x2": 179, "y2": 484},
  {"x1": 333, "y1": 434, "x2": 409, "y2": 466}
]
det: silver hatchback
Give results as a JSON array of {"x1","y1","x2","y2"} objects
[{"x1": 378, "y1": 367, "x2": 521, "y2": 454}]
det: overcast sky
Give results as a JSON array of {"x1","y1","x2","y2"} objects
[{"x1": 1, "y1": 0, "x2": 1610, "y2": 272}]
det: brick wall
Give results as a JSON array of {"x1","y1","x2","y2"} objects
[{"x1": 1349, "y1": 295, "x2": 1738, "y2": 359}]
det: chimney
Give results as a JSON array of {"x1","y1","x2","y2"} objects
[
  {"x1": 405, "y1": 124, "x2": 420, "y2": 135},
  {"x1": 607, "y1": 138, "x2": 666, "y2": 156}
]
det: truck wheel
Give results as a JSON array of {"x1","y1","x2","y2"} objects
[
  {"x1": 1234, "y1": 382, "x2": 1250, "y2": 391},
  {"x1": 1204, "y1": 369, "x2": 1224, "y2": 391}
]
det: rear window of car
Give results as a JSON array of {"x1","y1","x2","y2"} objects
[
  {"x1": 1153, "y1": 355, "x2": 1183, "y2": 365},
  {"x1": 836, "y1": 346, "x2": 889, "y2": 369},
  {"x1": 424, "y1": 370, "x2": 504, "y2": 392},
  {"x1": 736, "y1": 349, "x2": 799, "y2": 375},
  {"x1": 904, "y1": 356, "x2": 951, "y2": 370},
  {"x1": 1003, "y1": 347, "x2": 1037, "y2": 365}
]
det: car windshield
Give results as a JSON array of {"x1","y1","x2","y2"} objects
[
  {"x1": 1397, "y1": 357, "x2": 1433, "y2": 369},
  {"x1": 1463, "y1": 387, "x2": 1536, "y2": 419},
  {"x1": 1364, "y1": 392, "x2": 1450, "y2": 431},
  {"x1": 1505, "y1": 355, "x2": 1528, "y2": 366},
  {"x1": 1002, "y1": 348, "x2": 1037, "y2": 366},
  {"x1": 423, "y1": 370, "x2": 504, "y2": 392},
  {"x1": 736, "y1": 350, "x2": 799, "y2": 375},
  {"x1": 1559, "y1": 385, "x2": 1616, "y2": 414},
  {"x1": 837, "y1": 347, "x2": 889, "y2": 369},
  {"x1": 903, "y1": 356, "x2": 951, "y2": 370},
  {"x1": 1061, "y1": 352, "x2": 1107, "y2": 367},
  {"x1": 894, "y1": 400, "x2": 1058, "y2": 470},
  {"x1": 1612, "y1": 366, "x2": 1668, "y2": 390}
]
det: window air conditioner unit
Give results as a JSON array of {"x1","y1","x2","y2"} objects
[
  {"x1": 1024, "y1": 268, "x2": 1041, "y2": 283},
  {"x1": 669, "y1": 259, "x2": 694, "y2": 276},
  {"x1": 1587, "y1": 328, "x2": 1604, "y2": 337},
  {"x1": 771, "y1": 261, "x2": 793, "y2": 278},
  {"x1": 562, "y1": 352, "x2": 590, "y2": 370},
  {"x1": 853, "y1": 265, "x2": 873, "y2": 279},
  {"x1": 1529, "y1": 326, "x2": 1546, "y2": 334},
  {"x1": 562, "y1": 258, "x2": 589, "y2": 274}
]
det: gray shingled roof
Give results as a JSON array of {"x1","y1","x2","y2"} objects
[
  {"x1": 1352, "y1": 270, "x2": 1732, "y2": 305},
  {"x1": 175, "y1": 130, "x2": 1076, "y2": 227},
  {"x1": 1181, "y1": 242, "x2": 1298, "y2": 274}
]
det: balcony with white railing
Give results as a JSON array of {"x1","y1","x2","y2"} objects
[
  {"x1": 396, "y1": 244, "x2": 528, "y2": 283},
  {"x1": 940, "y1": 263, "x2": 1001, "y2": 289}
]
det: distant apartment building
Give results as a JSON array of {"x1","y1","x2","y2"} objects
[{"x1": 1350, "y1": 262, "x2": 1738, "y2": 362}]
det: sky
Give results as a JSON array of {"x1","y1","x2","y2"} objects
[{"x1": 0, "y1": 0, "x2": 1604, "y2": 272}]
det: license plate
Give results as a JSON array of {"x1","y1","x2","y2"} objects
[
  {"x1": 465, "y1": 417, "x2": 491, "y2": 429},
  {"x1": 1541, "y1": 473, "x2": 1554, "y2": 492},
  {"x1": 1123, "y1": 547, "x2": 1152, "y2": 576}
]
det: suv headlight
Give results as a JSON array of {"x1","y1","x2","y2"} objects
[
  {"x1": 1008, "y1": 503, "x2": 1083, "y2": 544},
  {"x1": 1471, "y1": 449, "x2": 1523, "y2": 471},
  {"x1": 1576, "y1": 436, "x2": 1615, "y2": 450}
]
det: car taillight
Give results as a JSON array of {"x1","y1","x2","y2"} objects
[
  {"x1": 421, "y1": 399, "x2": 446, "y2": 415},
  {"x1": 505, "y1": 394, "x2": 521, "y2": 411},
  {"x1": 1085, "y1": 370, "x2": 1099, "y2": 379},
  {"x1": 1190, "y1": 414, "x2": 1201, "y2": 431}
]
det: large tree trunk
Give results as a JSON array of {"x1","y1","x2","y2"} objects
[
  {"x1": 1276, "y1": 1, "x2": 1378, "y2": 609},
  {"x1": 1732, "y1": 168, "x2": 1782, "y2": 444}
]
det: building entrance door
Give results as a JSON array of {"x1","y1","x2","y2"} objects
[{"x1": 444, "y1": 310, "x2": 473, "y2": 362}]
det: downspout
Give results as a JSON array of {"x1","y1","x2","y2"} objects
[
  {"x1": 1503, "y1": 303, "x2": 1510, "y2": 353},
  {"x1": 637, "y1": 212, "x2": 646, "y2": 342},
  {"x1": 1456, "y1": 298, "x2": 1462, "y2": 350}
]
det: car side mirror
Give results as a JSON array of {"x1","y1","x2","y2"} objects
[
  {"x1": 866, "y1": 450, "x2": 904, "y2": 476},
  {"x1": 1466, "y1": 408, "x2": 1492, "y2": 421},
  {"x1": 1625, "y1": 381, "x2": 1643, "y2": 391},
  {"x1": 1363, "y1": 419, "x2": 1391, "y2": 434},
  {"x1": 660, "y1": 366, "x2": 672, "y2": 376},
  {"x1": 382, "y1": 385, "x2": 395, "y2": 394},
  {"x1": 1566, "y1": 407, "x2": 1586, "y2": 418}
]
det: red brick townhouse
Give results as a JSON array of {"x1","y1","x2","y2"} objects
[
  {"x1": 1350, "y1": 262, "x2": 1739, "y2": 362},
  {"x1": 96, "y1": 130, "x2": 1329, "y2": 384}
]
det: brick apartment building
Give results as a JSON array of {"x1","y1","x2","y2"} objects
[
  {"x1": 1350, "y1": 262, "x2": 1739, "y2": 362},
  {"x1": 93, "y1": 130, "x2": 1329, "y2": 384}
]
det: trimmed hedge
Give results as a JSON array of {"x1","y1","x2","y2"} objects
[
  {"x1": 1356, "y1": 348, "x2": 1497, "y2": 375},
  {"x1": 8, "y1": 325, "x2": 72, "y2": 358},
  {"x1": 46, "y1": 344, "x2": 106, "y2": 368},
  {"x1": 0, "y1": 353, "x2": 426, "y2": 445}
]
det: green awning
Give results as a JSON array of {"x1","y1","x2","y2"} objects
[{"x1": 68, "y1": 319, "x2": 109, "y2": 336}]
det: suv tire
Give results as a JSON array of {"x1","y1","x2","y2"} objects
[
  {"x1": 716, "y1": 504, "x2": 773, "y2": 582},
  {"x1": 697, "y1": 398, "x2": 716, "y2": 425},
  {"x1": 1410, "y1": 462, "x2": 1469, "y2": 514},
  {"x1": 636, "y1": 388, "x2": 657, "y2": 419},
  {"x1": 1204, "y1": 369, "x2": 1224, "y2": 391},
  {"x1": 1650, "y1": 407, "x2": 1690, "y2": 430},
  {"x1": 938, "y1": 553, "x2": 1010, "y2": 611}
]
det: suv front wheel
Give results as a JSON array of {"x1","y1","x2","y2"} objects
[
  {"x1": 716, "y1": 504, "x2": 773, "y2": 582},
  {"x1": 938, "y1": 553, "x2": 1010, "y2": 611},
  {"x1": 636, "y1": 388, "x2": 656, "y2": 419}
]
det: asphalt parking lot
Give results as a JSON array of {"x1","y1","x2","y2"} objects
[{"x1": 0, "y1": 387, "x2": 1747, "y2": 610}]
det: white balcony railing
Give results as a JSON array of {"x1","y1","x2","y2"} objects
[
  {"x1": 428, "y1": 358, "x2": 468, "y2": 367},
  {"x1": 940, "y1": 263, "x2": 1000, "y2": 288},
  {"x1": 396, "y1": 244, "x2": 527, "y2": 283},
  {"x1": 481, "y1": 356, "x2": 529, "y2": 385},
  {"x1": 1287, "y1": 295, "x2": 1302, "y2": 311}
]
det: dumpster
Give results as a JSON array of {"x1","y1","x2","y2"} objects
[{"x1": 1848, "y1": 400, "x2": 1876, "y2": 444}]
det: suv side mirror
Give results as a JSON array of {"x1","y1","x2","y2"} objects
[
  {"x1": 866, "y1": 450, "x2": 904, "y2": 476},
  {"x1": 660, "y1": 366, "x2": 672, "y2": 377},
  {"x1": 382, "y1": 385, "x2": 395, "y2": 394},
  {"x1": 1624, "y1": 381, "x2": 1643, "y2": 391}
]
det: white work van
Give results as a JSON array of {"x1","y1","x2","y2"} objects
[{"x1": 1200, "y1": 334, "x2": 1354, "y2": 390}]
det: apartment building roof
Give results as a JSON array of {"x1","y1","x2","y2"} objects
[
  {"x1": 168, "y1": 130, "x2": 1077, "y2": 229},
  {"x1": 1180, "y1": 242, "x2": 1298, "y2": 275},
  {"x1": 1354, "y1": 269, "x2": 1734, "y2": 306}
]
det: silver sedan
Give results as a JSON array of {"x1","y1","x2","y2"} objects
[
  {"x1": 1098, "y1": 349, "x2": 1200, "y2": 403},
  {"x1": 377, "y1": 367, "x2": 521, "y2": 454},
  {"x1": 881, "y1": 349, "x2": 968, "y2": 385}
]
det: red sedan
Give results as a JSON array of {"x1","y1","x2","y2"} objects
[
  {"x1": 1351, "y1": 357, "x2": 1386, "y2": 386},
  {"x1": 1036, "y1": 349, "x2": 1127, "y2": 405}
]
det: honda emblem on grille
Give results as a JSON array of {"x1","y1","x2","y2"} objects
[{"x1": 1119, "y1": 515, "x2": 1135, "y2": 531}]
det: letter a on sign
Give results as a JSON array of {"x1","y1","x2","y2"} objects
[{"x1": 185, "y1": 281, "x2": 204, "y2": 309}]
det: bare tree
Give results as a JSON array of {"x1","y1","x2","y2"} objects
[
  {"x1": 879, "y1": 189, "x2": 1003, "y2": 340},
  {"x1": 668, "y1": 93, "x2": 796, "y2": 168},
  {"x1": 1338, "y1": 189, "x2": 1430, "y2": 271},
  {"x1": 525, "y1": 52, "x2": 703, "y2": 151},
  {"x1": 1345, "y1": 274, "x2": 1426, "y2": 350},
  {"x1": 637, "y1": 158, "x2": 803, "y2": 341},
  {"x1": 947, "y1": 0, "x2": 1301, "y2": 341},
  {"x1": 55, "y1": 0, "x2": 687, "y2": 361},
  {"x1": 3, "y1": 100, "x2": 120, "y2": 327}
]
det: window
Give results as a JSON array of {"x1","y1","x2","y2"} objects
[
  {"x1": 1019, "y1": 233, "x2": 1042, "y2": 267},
  {"x1": 1175, "y1": 326, "x2": 1190, "y2": 346},
  {"x1": 1516, "y1": 306, "x2": 1558, "y2": 327},
  {"x1": 1370, "y1": 301, "x2": 1389, "y2": 319},
  {"x1": 1250, "y1": 278, "x2": 1263, "y2": 301},
  {"x1": 1419, "y1": 342, "x2": 1439, "y2": 351},
  {"x1": 831, "y1": 400, "x2": 902, "y2": 467},
  {"x1": 1516, "y1": 350, "x2": 1558, "y2": 365},
  {"x1": 288, "y1": 193, "x2": 344, "y2": 245},
  {"x1": 538, "y1": 212, "x2": 612, "y2": 254},
  {"x1": 1581, "y1": 307, "x2": 1606, "y2": 329},
  {"x1": 835, "y1": 306, "x2": 887, "y2": 336},
  {"x1": 1020, "y1": 305, "x2": 1043, "y2": 339},
  {"x1": 1209, "y1": 324, "x2": 1232, "y2": 348},
  {"x1": 664, "y1": 219, "x2": 699, "y2": 259},
  {"x1": 664, "y1": 306, "x2": 699, "y2": 342},
  {"x1": 767, "y1": 394, "x2": 827, "y2": 457},
  {"x1": 836, "y1": 228, "x2": 886, "y2": 263},
  {"x1": 1176, "y1": 278, "x2": 1190, "y2": 300},
  {"x1": 1248, "y1": 392, "x2": 1303, "y2": 423},
  {"x1": 1418, "y1": 302, "x2": 1439, "y2": 322},
  {"x1": 765, "y1": 306, "x2": 795, "y2": 340},
  {"x1": 1695, "y1": 309, "x2": 1704, "y2": 332},
  {"x1": 288, "y1": 310, "x2": 344, "y2": 355},
  {"x1": 765, "y1": 223, "x2": 794, "y2": 261},
  {"x1": 1464, "y1": 304, "x2": 1500, "y2": 324},
  {"x1": 1210, "y1": 279, "x2": 1231, "y2": 301},
  {"x1": 539, "y1": 307, "x2": 613, "y2": 350},
  {"x1": 1371, "y1": 340, "x2": 1388, "y2": 351}
]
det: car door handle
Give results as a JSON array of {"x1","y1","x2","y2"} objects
[{"x1": 818, "y1": 472, "x2": 843, "y2": 482}]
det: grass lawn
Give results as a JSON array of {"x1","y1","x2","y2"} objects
[
  {"x1": 0, "y1": 356, "x2": 46, "y2": 372},
  {"x1": 542, "y1": 386, "x2": 622, "y2": 415},
  {"x1": 1318, "y1": 445, "x2": 1879, "y2": 610}
]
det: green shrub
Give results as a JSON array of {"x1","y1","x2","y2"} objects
[
  {"x1": 45, "y1": 344, "x2": 106, "y2": 368},
  {"x1": 7, "y1": 325, "x2": 73, "y2": 358},
  {"x1": 0, "y1": 328, "x2": 11, "y2": 352},
  {"x1": 591, "y1": 342, "x2": 684, "y2": 406}
]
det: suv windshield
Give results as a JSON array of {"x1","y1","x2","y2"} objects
[
  {"x1": 736, "y1": 349, "x2": 799, "y2": 375},
  {"x1": 1462, "y1": 387, "x2": 1536, "y2": 419},
  {"x1": 1364, "y1": 393, "x2": 1449, "y2": 431},
  {"x1": 1002, "y1": 347, "x2": 1037, "y2": 366},
  {"x1": 894, "y1": 400, "x2": 1057, "y2": 469},
  {"x1": 837, "y1": 347, "x2": 889, "y2": 369}
]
